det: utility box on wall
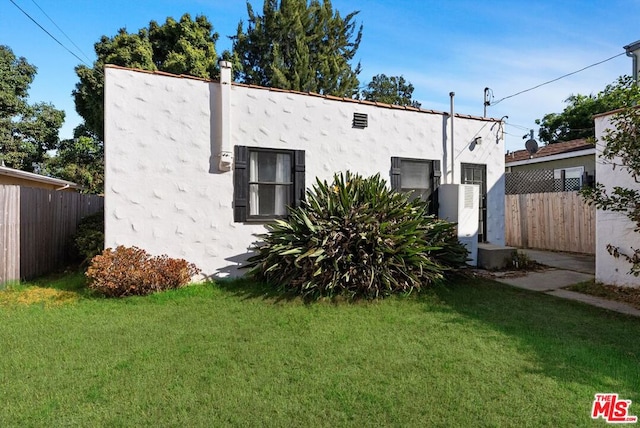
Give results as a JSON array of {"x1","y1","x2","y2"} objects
[{"x1": 438, "y1": 183, "x2": 480, "y2": 266}]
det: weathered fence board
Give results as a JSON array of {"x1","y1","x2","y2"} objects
[
  {"x1": 0, "y1": 186, "x2": 20, "y2": 284},
  {"x1": 505, "y1": 192, "x2": 595, "y2": 254},
  {"x1": 0, "y1": 185, "x2": 103, "y2": 283}
]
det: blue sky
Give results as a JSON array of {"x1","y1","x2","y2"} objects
[{"x1": 2, "y1": 0, "x2": 639, "y2": 152}]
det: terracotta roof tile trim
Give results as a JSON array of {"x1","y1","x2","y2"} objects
[{"x1": 105, "y1": 64, "x2": 500, "y2": 122}]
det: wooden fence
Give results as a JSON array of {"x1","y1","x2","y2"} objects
[
  {"x1": 505, "y1": 192, "x2": 595, "y2": 254},
  {"x1": 0, "y1": 185, "x2": 103, "y2": 284}
]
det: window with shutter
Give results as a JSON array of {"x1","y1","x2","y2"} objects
[
  {"x1": 390, "y1": 157, "x2": 440, "y2": 214},
  {"x1": 234, "y1": 146, "x2": 305, "y2": 222}
]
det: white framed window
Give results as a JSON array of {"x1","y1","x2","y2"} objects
[{"x1": 249, "y1": 150, "x2": 292, "y2": 218}]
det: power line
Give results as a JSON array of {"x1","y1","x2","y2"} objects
[
  {"x1": 505, "y1": 122, "x2": 531, "y2": 131},
  {"x1": 8, "y1": 0, "x2": 90, "y2": 66},
  {"x1": 504, "y1": 131, "x2": 526, "y2": 138},
  {"x1": 491, "y1": 52, "x2": 626, "y2": 106},
  {"x1": 29, "y1": 0, "x2": 92, "y2": 64}
]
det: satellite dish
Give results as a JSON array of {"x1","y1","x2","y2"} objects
[
  {"x1": 524, "y1": 129, "x2": 539, "y2": 155},
  {"x1": 525, "y1": 138, "x2": 539, "y2": 154}
]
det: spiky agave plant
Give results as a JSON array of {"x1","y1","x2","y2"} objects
[{"x1": 247, "y1": 171, "x2": 467, "y2": 299}]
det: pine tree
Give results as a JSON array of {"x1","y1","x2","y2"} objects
[{"x1": 230, "y1": 0, "x2": 362, "y2": 97}]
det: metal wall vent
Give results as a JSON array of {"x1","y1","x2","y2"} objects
[{"x1": 352, "y1": 113, "x2": 368, "y2": 129}]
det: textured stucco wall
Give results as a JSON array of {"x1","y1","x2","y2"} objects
[
  {"x1": 104, "y1": 67, "x2": 505, "y2": 277},
  {"x1": 594, "y1": 113, "x2": 640, "y2": 287}
]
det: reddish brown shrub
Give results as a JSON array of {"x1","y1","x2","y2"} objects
[{"x1": 86, "y1": 246, "x2": 201, "y2": 297}]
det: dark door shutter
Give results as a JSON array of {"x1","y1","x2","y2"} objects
[
  {"x1": 233, "y1": 145, "x2": 248, "y2": 222},
  {"x1": 390, "y1": 157, "x2": 401, "y2": 191},
  {"x1": 293, "y1": 149, "x2": 306, "y2": 207}
]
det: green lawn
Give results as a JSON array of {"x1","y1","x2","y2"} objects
[{"x1": 0, "y1": 272, "x2": 639, "y2": 427}]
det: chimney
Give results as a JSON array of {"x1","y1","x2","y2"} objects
[{"x1": 624, "y1": 40, "x2": 640, "y2": 83}]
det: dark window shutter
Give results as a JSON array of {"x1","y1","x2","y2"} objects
[
  {"x1": 233, "y1": 145, "x2": 248, "y2": 222},
  {"x1": 293, "y1": 149, "x2": 306, "y2": 207},
  {"x1": 431, "y1": 160, "x2": 441, "y2": 215},
  {"x1": 432, "y1": 160, "x2": 441, "y2": 189},
  {"x1": 390, "y1": 157, "x2": 401, "y2": 191}
]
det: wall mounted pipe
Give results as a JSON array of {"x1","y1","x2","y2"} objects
[
  {"x1": 449, "y1": 91, "x2": 455, "y2": 184},
  {"x1": 218, "y1": 60, "x2": 233, "y2": 171}
]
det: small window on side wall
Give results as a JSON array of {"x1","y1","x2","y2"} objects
[
  {"x1": 390, "y1": 157, "x2": 441, "y2": 214},
  {"x1": 553, "y1": 166, "x2": 584, "y2": 191},
  {"x1": 234, "y1": 146, "x2": 305, "y2": 222}
]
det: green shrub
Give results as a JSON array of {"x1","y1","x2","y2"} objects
[
  {"x1": 74, "y1": 211, "x2": 104, "y2": 264},
  {"x1": 247, "y1": 171, "x2": 468, "y2": 299},
  {"x1": 86, "y1": 246, "x2": 201, "y2": 297}
]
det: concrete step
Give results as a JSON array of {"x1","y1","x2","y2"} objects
[{"x1": 477, "y1": 243, "x2": 517, "y2": 270}]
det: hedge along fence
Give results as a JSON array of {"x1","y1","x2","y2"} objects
[{"x1": 0, "y1": 185, "x2": 104, "y2": 284}]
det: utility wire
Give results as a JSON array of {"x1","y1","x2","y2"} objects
[
  {"x1": 8, "y1": 0, "x2": 90, "y2": 66},
  {"x1": 505, "y1": 122, "x2": 531, "y2": 131},
  {"x1": 29, "y1": 0, "x2": 92, "y2": 63},
  {"x1": 491, "y1": 52, "x2": 626, "y2": 106},
  {"x1": 504, "y1": 131, "x2": 526, "y2": 138}
]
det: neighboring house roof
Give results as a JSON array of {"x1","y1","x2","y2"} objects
[
  {"x1": 505, "y1": 138, "x2": 595, "y2": 167},
  {"x1": 0, "y1": 166, "x2": 82, "y2": 191},
  {"x1": 104, "y1": 64, "x2": 500, "y2": 123}
]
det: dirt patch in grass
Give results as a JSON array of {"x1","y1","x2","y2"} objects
[
  {"x1": 470, "y1": 261, "x2": 548, "y2": 281},
  {"x1": 566, "y1": 280, "x2": 640, "y2": 310},
  {"x1": 0, "y1": 287, "x2": 79, "y2": 308}
]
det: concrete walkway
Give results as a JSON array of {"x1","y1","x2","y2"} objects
[{"x1": 489, "y1": 249, "x2": 640, "y2": 318}]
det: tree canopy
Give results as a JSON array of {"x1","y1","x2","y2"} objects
[
  {"x1": 0, "y1": 45, "x2": 64, "y2": 171},
  {"x1": 230, "y1": 0, "x2": 363, "y2": 97},
  {"x1": 67, "y1": 6, "x2": 421, "y2": 192},
  {"x1": 73, "y1": 13, "x2": 219, "y2": 141},
  {"x1": 536, "y1": 76, "x2": 638, "y2": 144},
  {"x1": 360, "y1": 74, "x2": 421, "y2": 108},
  {"x1": 44, "y1": 129, "x2": 104, "y2": 194}
]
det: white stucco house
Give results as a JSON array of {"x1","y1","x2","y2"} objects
[
  {"x1": 594, "y1": 110, "x2": 640, "y2": 287},
  {"x1": 104, "y1": 62, "x2": 505, "y2": 278}
]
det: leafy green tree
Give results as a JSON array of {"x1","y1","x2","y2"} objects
[
  {"x1": 230, "y1": 0, "x2": 362, "y2": 97},
  {"x1": 581, "y1": 81, "x2": 640, "y2": 275},
  {"x1": 0, "y1": 45, "x2": 64, "y2": 171},
  {"x1": 45, "y1": 134, "x2": 104, "y2": 193},
  {"x1": 361, "y1": 74, "x2": 421, "y2": 107},
  {"x1": 73, "y1": 29, "x2": 154, "y2": 143},
  {"x1": 0, "y1": 45, "x2": 35, "y2": 117},
  {"x1": 536, "y1": 76, "x2": 636, "y2": 144},
  {"x1": 73, "y1": 13, "x2": 219, "y2": 141},
  {"x1": 149, "y1": 15, "x2": 219, "y2": 77}
]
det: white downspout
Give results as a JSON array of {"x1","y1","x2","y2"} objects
[
  {"x1": 218, "y1": 60, "x2": 233, "y2": 171},
  {"x1": 449, "y1": 91, "x2": 455, "y2": 184}
]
